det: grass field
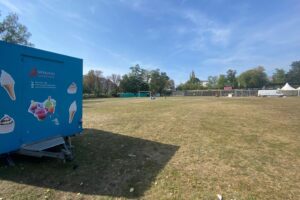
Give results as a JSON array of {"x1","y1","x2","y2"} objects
[{"x1": 1, "y1": 97, "x2": 300, "y2": 199}]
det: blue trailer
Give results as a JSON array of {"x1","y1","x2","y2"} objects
[{"x1": 0, "y1": 41, "x2": 82, "y2": 161}]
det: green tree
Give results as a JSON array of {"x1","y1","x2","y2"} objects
[
  {"x1": 0, "y1": 12, "x2": 33, "y2": 46},
  {"x1": 83, "y1": 75, "x2": 90, "y2": 94},
  {"x1": 108, "y1": 74, "x2": 121, "y2": 96},
  {"x1": 168, "y1": 79, "x2": 175, "y2": 90},
  {"x1": 187, "y1": 71, "x2": 201, "y2": 84},
  {"x1": 286, "y1": 61, "x2": 300, "y2": 85},
  {"x1": 176, "y1": 83, "x2": 184, "y2": 91},
  {"x1": 272, "y1": 68, "x2": 286, "y2": 85},
  {"x1": 207, "y1": 76, "x2": 218, "y2": 89},
  {"x1": 149, "y1": 70, "x2": 170, "y2": 94},
  {"x1": 226, "y1": 69, "x2": 237, "y2": 88},
  {"x1": 217, "y1": 74, "x2": 227, "y2": 89},
  {"x1": 119, "y1": 65, "x2": 149, "y2": 93},
  {"x1": 120, "y1": 75, "x2": 143, "y2": 93},
  {"x1": 176, "y1": 71, "x2": 203, "y2": 90},
  {"x1": 110, "y1": 74, "x2": 121, "y2": 87},
  {"x1": 238, "y1": 66, "x2": 268, "y2": 88},
  {"x1": 83, "y1": 70, "x2": 103, "y2": 96},
  {"x1": 129, "y1": 64, "x2": 150, "y2": 83}
]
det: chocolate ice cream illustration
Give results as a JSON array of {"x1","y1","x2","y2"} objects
[{"x1": 0, "y1": 70, "x2": 16, "y2": 101}]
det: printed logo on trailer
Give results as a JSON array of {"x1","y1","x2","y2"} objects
[
  {"x1": 29, "y1": 68, "x2": 55, "y2": 79},
  {"x1": 30, "y1": 68, "x2": 38, "y2": 77}
]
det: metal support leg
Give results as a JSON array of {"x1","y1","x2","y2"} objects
[
  {"x1": 4, "y1": 154, "x2": 15, "y2": 166},
  {"x1": 62, "y1": 137, "x2": 74, "y2": 161},
  {"x1": 17, "y1": 136, "x2": 75, "y2": 161}
]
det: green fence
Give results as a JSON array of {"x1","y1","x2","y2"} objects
[
  {"x1": 119, "y1": 91, "x2": 154, "y2": 98},
  {"x1": 119, "y1": 92, "x2": 150, "y2": 98}
]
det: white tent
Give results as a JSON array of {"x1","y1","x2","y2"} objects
[
  {"x1": 297, "y1": 87, "x2": 300, "y2": 90},
  {"x1": 281, "y1": 83, "x2": 296, "y2": 90}
]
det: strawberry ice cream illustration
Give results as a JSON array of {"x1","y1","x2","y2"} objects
[
  {"x1": 28, "y1": 97, "x2": 56, "y2": 121},
  {"x1": 0, "y1": 70, "x2": 16, "y2": 101},
  {"x1": 34, "y1": 107, "x2": 47, "y2": 121}
]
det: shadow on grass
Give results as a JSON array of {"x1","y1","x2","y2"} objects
[{"x1": 0, "y1": 129, "x2": 179, "y2": 198}]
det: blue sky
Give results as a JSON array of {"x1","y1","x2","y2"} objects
[{"x1": 0, "y1": 0, "x2": 299, "y2": 84}]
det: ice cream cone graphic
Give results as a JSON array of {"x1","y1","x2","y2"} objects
[
  {"x1": 69, "y1": 101, "x2": 77, "y2": 124},
  {"x1": 69, "y1": 111, "x2": 75, "y2": 123},
  {"x1": 3, "y1": 84, "x2": 16, "y2": 100},
  {"x1": 0, "y1": 70, "x2": 16, "y2": 101}
]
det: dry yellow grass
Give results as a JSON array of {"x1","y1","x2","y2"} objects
[{"x1": 1, "y1": 97, "x2": 300, "y2": 199}]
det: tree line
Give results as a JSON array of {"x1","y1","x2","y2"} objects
[
  {"x1": 83, "y1": 61, "x2": 300, "y2": 97},
  {"x1": 83, "y1": 64, "x2": 175, "y2": 97},
  {"x1": 177, "y1": 62, "x2": 300, "y2": 90}
]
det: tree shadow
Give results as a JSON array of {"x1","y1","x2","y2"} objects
[{"x1": 0, "y1": 129, "x2": 179, "y2": 198}]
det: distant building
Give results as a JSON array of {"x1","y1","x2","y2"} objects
[{"x1": 201, "y1": 80, "x2": 209, "y2": 87}]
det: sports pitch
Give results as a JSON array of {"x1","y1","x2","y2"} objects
[{"x1": 1, "y1": 97, "x2": 300, "y2": 199}]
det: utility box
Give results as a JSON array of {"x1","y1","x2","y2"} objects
[{"x1": 0, "y1": 41, "x2": 82, "y2": 157}]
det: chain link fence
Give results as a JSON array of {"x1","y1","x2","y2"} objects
[{"x1": 172, "y1": 89, "x2": 259, "y2": 97}]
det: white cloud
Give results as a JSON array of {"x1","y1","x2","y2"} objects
[
  {"x1": 182, "y1": 9, "x2": 232, "y2": 46},
  {"x1": 0, "y1": 0, "x2": 21, "y2": 13},
  {"x1": 209, "y1": 28, "x2": 231, "y2": 45},
  {"x1": 183, "y1": 10, "x2": 213, "y2": 26},
  {"x1": 162, "y1": 9, "x2": 234, "y2": 58}
]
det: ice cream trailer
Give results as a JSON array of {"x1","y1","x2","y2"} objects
[{"x1": 0, "y1": 41, "x2": 82, "y2": 162}]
